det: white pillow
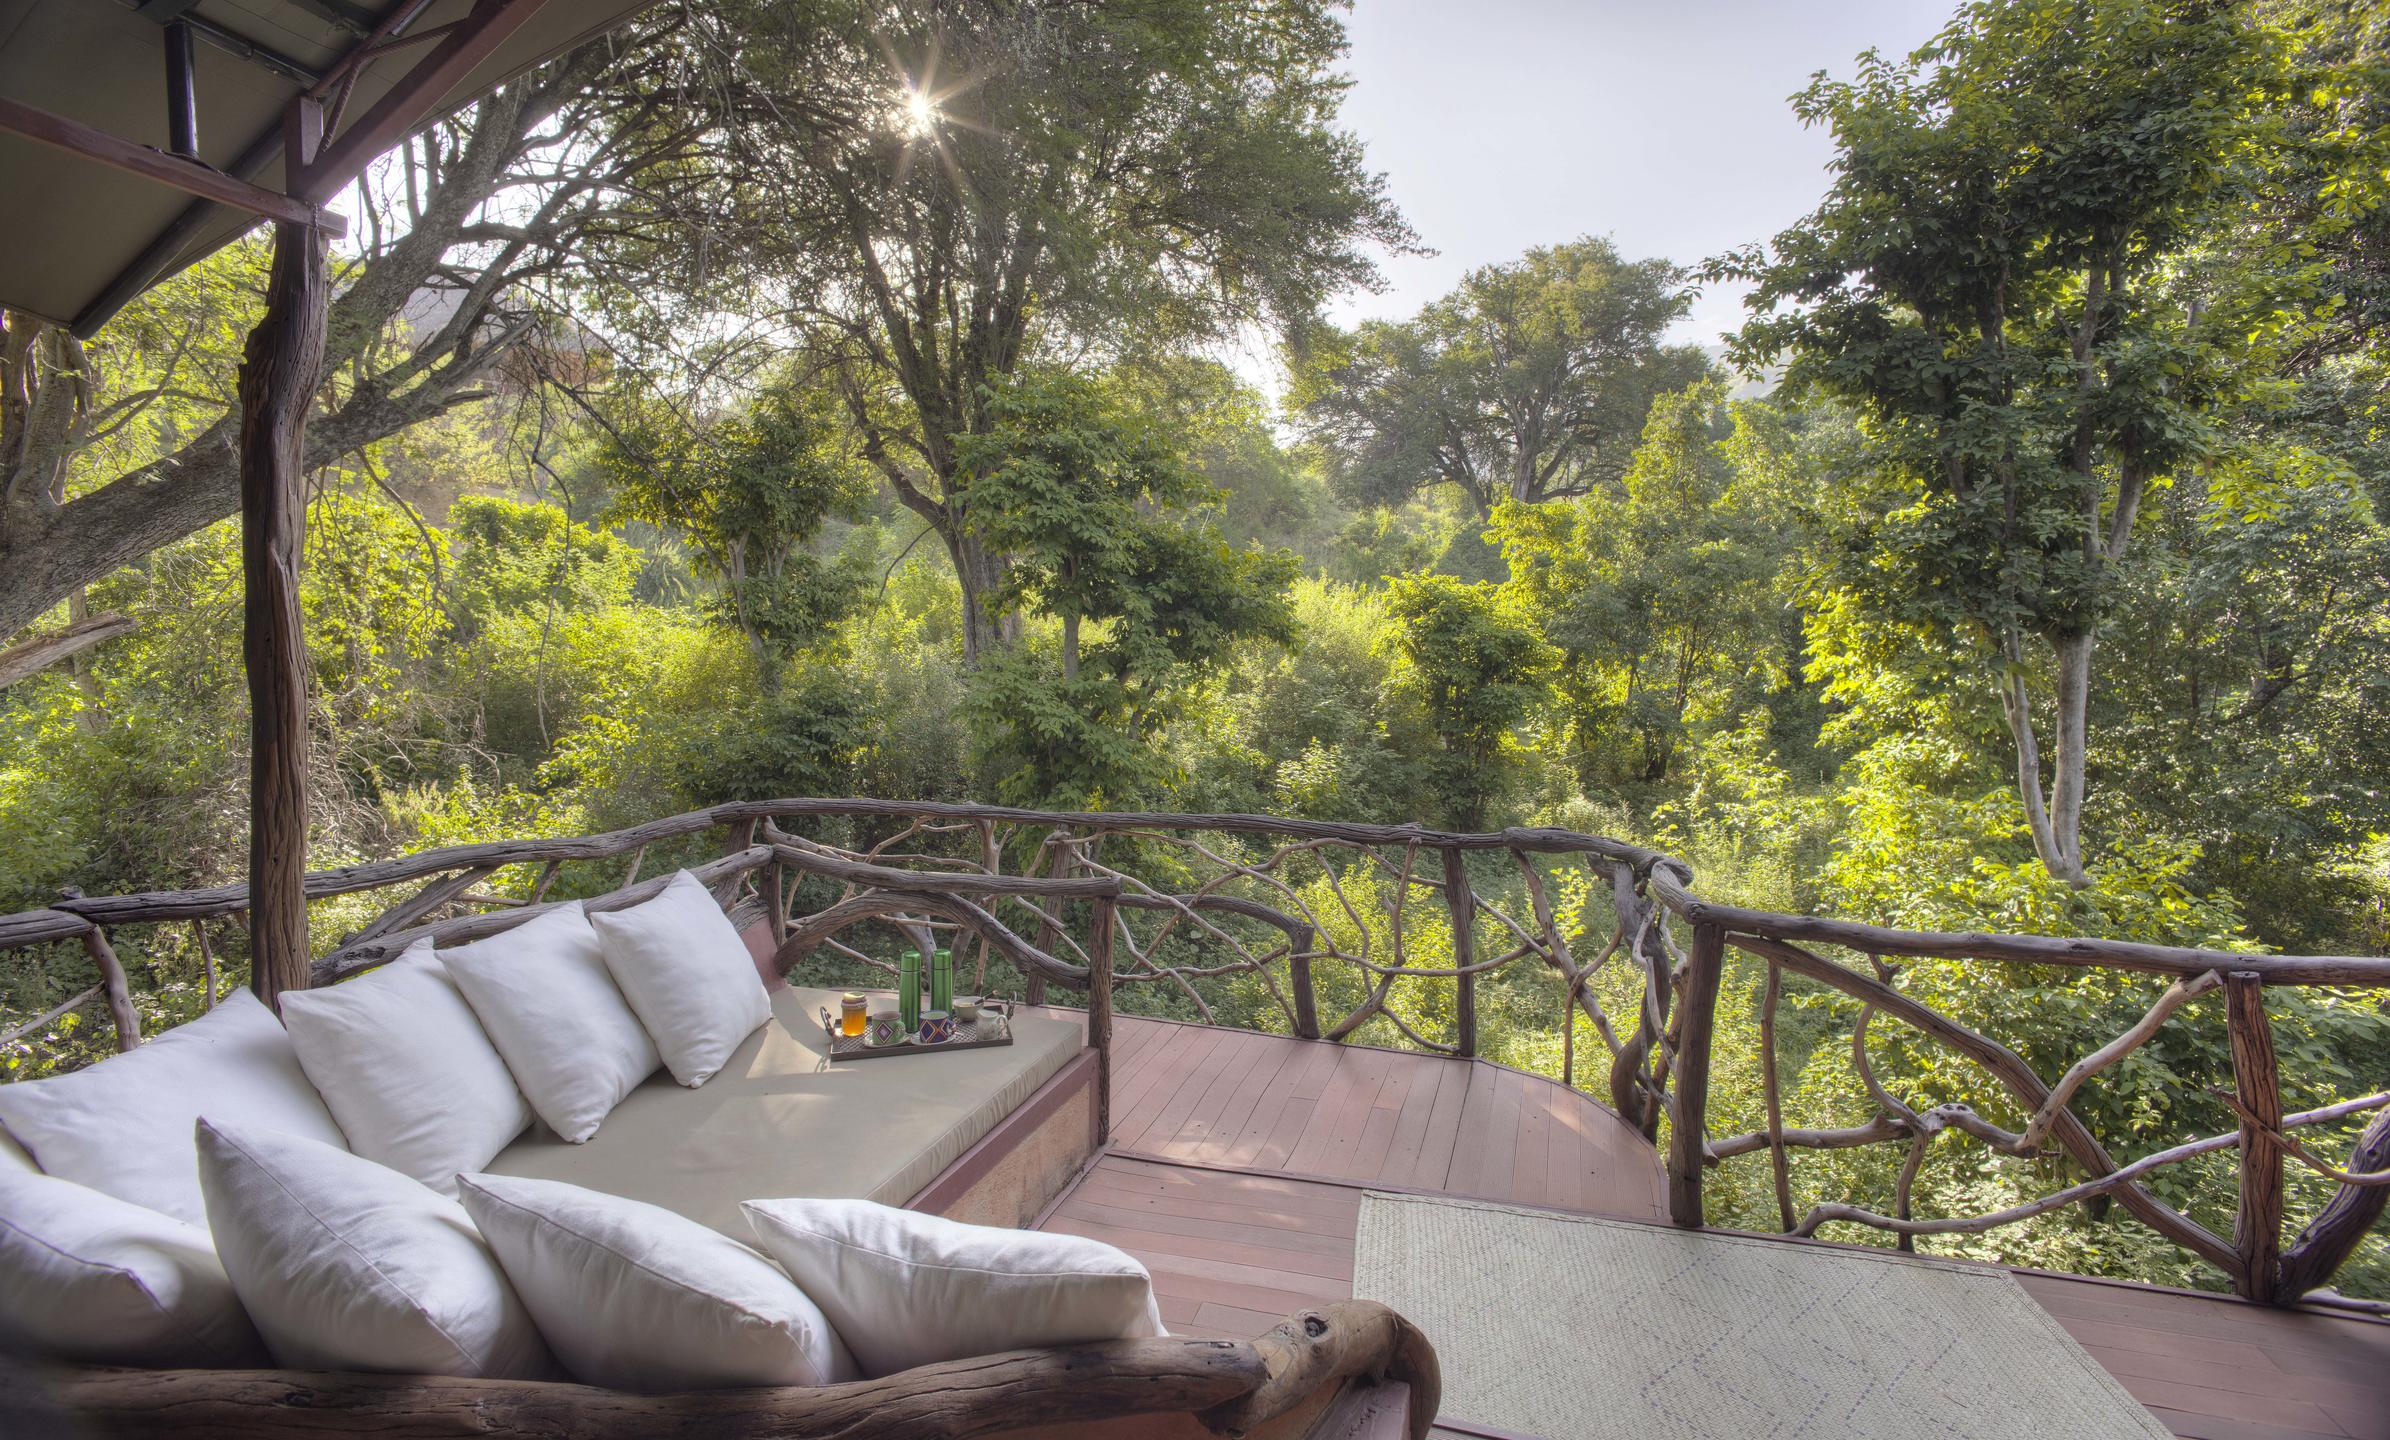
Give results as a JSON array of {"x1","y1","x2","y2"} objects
[
  {"x1": 589, "y1": 871, "x2": 771, "y2": 1086},
  {"x1": 0, "y1": 988, "x2": 348, "y2": 1225},
  {"x1": 197, "y1": 1119, "x2": 554, "y2": 1379},
  {"x1": 459, "y1": 1173, "x2": 853, "y2": 1391},
  {"x1": 742, "y1": 1198, "x2": 1165, "y2": 1377},
  {"x1": 439, "y1": 903, "x2": 659, "y2": 1144},
  {"x1": 0, "y1": 1168, "x2": 265, "y2": 1368},
  {"x1": 281, "y1": 940, "x2": 532, "y2": 1196},
  {"x1": 0, "y1": 1124, "x2": 36, "y2": 1173}
]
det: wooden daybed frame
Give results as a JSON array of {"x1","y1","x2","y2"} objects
[
  {"x1": 2, "y1": 839, "x2": 1441, "y2": 1439},
  {"x1": 4, "y1": 1301, "x2": 1440, "y2": 1440}
]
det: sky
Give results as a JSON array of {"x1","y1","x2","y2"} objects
[{"x1": 1293, "y1": 0, "x2": 1954, "y2": 369}]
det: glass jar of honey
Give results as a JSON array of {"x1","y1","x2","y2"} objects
[{"x1": 838, "y1": 992, "x2": 868, "y2": 1037}]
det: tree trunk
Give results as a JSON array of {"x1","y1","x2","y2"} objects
[
  {"x1": 239, "y1": 216, "x2": 329, "y2": 1009},
  {"x1": 1995, "y1": 634, "x2": 2091, "y2": 889},
  {"x1": 950, "y1": 527, "x2": 1015, "y2": 667}
]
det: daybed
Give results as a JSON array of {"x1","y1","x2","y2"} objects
[{"x1": 0, "y1": 864, "x2": 1438, "y2": 1439}]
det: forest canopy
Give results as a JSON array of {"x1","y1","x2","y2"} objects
[{"x1": 1, "y1": 0, "x2": 2386, "y2": 1295}]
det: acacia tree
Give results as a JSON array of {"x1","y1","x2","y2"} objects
[
  {"x1": 1716, "y1": 0, "x2": 2341, "y2": 887},
  {"x1": 651, "y1": 0, "x2": 1411, "y2": 664},
  {"x1": 0, "y1": 15, "x2": 711, "y2": 650},
  {"x1": 1297, "y1": 237, "x2": 1708, "y2": 518}
]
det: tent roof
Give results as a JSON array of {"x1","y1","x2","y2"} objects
[{"x1": 0, "y1": 0, "x2": 657, "y2": 335}]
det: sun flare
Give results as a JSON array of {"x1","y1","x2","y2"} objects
[{"x1": 902, "y1": 88, "x2": 939, "y2": 137}]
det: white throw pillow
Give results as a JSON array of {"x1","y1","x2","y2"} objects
[
  {"x1": 197, "y1": 1119, "x2": 554, "y2": 1379},
  {"x1": 459, "y1": 1173, "x2": 853, "y2": 1391},
  {"x1": 589, "y1": 871, "x2": 771, "y2": 1086},
  {"x1": 439, "y1": 903, "x2": 659, "y2": 1144},
  {"x1": 742, "y1": 1198, "x2": 1165, "y2": 1377},
  {"x1": 0, "y1": 1168, "x2": 264, "y2": 1368},
  {"x1": 0, "y1": 988, "x2": 347, "y2": 1225},
  {"x1": 281, "y1": 941, "x2": 532, "y2": 1196},
  {"x1": 0, "y1": 1124, "x2": 35, "y2": 1173}
]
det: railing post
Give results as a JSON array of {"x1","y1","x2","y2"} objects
[
  {"x1": 2226, "y1": 971, "x2": 2284, "y2": 1303},
  {"x1": 1666, "y1": 922, "x2": 1726, "y2": 1228},
  {"x1": 1288, "y1": 933, "x2": 1321, "y2": 1041},
  {"x1": 1027, "y1": 838, "x2": 1065, "y2": 1009},
  {"x1": 81, "y1": 928, "x2": 140, "y2": 1054},
  {"x1": 1441, "y1": 847, "x2": 1476, "y2": 1058},
  {"x1": 1088, "y1": 893, "x2": 1115, "y2": 1146}
]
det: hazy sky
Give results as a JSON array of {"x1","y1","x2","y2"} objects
[{"x1": 1319, "y1": 0, "x2": 1953, "y2": 356}]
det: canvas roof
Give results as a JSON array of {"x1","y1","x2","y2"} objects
[{"x1": 0, "y1": 0, "x2": 658, "y2": 335}]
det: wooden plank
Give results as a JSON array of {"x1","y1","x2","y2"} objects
[
  {"x1": 1379, "y1": 1059, "x2": 1451, "y2": 1188},
  {"x1": 1110, "y1": 1025, "x2": 1215, "y2": 1145},
  {"x1": 1191, "y1": 1029, "x2": 1300, "y2": 1163},
  {"x1": 1056, "y1": 1197, "x2": 1357, "y2": 1257},
  {"x1": 1510, "y1": 1069, "x2": 1554, "y2": 1206},
  {"x1": 1292, "y1": 1048, "x2": 1394, "y2": 1176},
  {"x1": 1047, "y1": 1215, "x2": 1356, "y2": 1284},
  {"x1": 1345, "y1": 1098, "x2": 1404, "y2": 1183},
  {"x1": 1161, "y1": 1030, "x2": 1273, "y2": 1155},
  {"x1": 1442, "y1": 1065, "x2": 1505, "y2": 1197},
  {"x1": 1224, "y1": 1039, "x2": 1346, "y2": 1168},
  {"x1": 1408, "y1": 1058, "x2": 1473, "y2": 1190},
  {"x1": 1136, "y1": 1028, "x2": 1249, "y2": 1154}
]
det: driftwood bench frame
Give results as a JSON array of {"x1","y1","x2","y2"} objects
[{"x1": 4, "y1": 1301, "x2": 1440, "y2": 1440}]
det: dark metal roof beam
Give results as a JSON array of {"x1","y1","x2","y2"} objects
[
  {"x1": 292, "y1": 0, "x2": 548, "y2": 205},
  {"x1": 124, "y1": 2, "x2": 324, "y2": 86}
]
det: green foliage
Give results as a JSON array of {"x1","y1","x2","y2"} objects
[
  {"x1": 1297, "y1": 236, "x2": 1709, "y2": 515},
  {"x1": 956, "y1": 371, "x2": 1301, "y2": 807},
  {"x1": 1382, "y1": 574, "x2": 1555, "y2": 830},
  {"x1": 598, "y1": 372, "x2": 872, "y2": 675},
  {"x1": 449, "y1": 496, "x2": 638, "y2": 638},
  {"x1": 1496, "y1": 385, "x2": 1801, "y2": 787}
]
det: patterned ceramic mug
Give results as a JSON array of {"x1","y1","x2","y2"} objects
[
  {"x1": 866, "y1": 1009, "x2": 907, "y2": 1047},
  {"x1": 918, "y1": 1009, "x2": 955, "y2": 1045}
]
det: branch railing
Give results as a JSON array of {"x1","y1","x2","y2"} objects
[{"x1": 2, "y1": 798, "x2": 2386, "y2": 1307}]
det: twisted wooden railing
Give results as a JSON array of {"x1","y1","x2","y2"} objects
[{"x1": 3, "y1": 799, "x2": 2386, "y2": 1307}]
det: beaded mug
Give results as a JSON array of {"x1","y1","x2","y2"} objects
[{"x1": 917, "y1": 1009, "x2": 956, "y2": 1045}]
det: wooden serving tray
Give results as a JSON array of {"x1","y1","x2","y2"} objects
[{"x1": 820, "y1": 1006, "x2": 1014, "y2": 1061}]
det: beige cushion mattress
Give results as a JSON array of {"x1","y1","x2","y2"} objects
[{"x1": 484, "y1": 986, "x2": 1084, "y2": 1237}]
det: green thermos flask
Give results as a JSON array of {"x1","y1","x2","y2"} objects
[
  {"x1": 899, "y1": 948, "x2": 922, "y2": 1030},
  {"x1": 931, "y1": 947, "x2": 954, "y2": 1015}
]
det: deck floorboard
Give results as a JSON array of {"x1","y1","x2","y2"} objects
[{"x1": 1066, "y1": 1017, "x2": 2390, "y2": 1440}]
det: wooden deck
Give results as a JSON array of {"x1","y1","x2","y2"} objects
[
  {"x1": 1104, "y1": 1014, "x2": 1665, "y2": 1217},
  {"x1": 1051, "y1": 1018, "x2": 2390, "y2": 1440}
]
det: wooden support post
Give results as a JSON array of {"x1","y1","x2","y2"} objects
[
  {"x1": 1027, "y1": 838, "x2": 1066, "y2": 1009},
  {"x1": 239, "y1": 99, "x2": 330, "y2": 1009},
  {"x1": 769, "y1": 861, "x2": 789, "y2": 946},
  {"x1": 2226, "y1": 971, "x2": 2284, "y2": 1303},
  {"x1": 82, "y1": 929, "x2": 140, "y2": 1053},
  {"x1": 1088, "y1": 894, "x2": 1115, "y2": 1146},
  {"x1": 1442, "y1": 848, "x2": 1477, "y2": 1059},
  {"x1": 1759, "y1": 957, "x2": 1795, "y2": 1232},
  {"x1": 1666, "y1": 922, "x2": 1726, "y2": 1228},
  {"x1": 1288, "y1": 937, "x2": 1321, "y2": 1041}
]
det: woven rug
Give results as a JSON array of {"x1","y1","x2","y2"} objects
[{"x1": 1354, "y1": 1192, "x2": 2171, "y2": 1440}]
